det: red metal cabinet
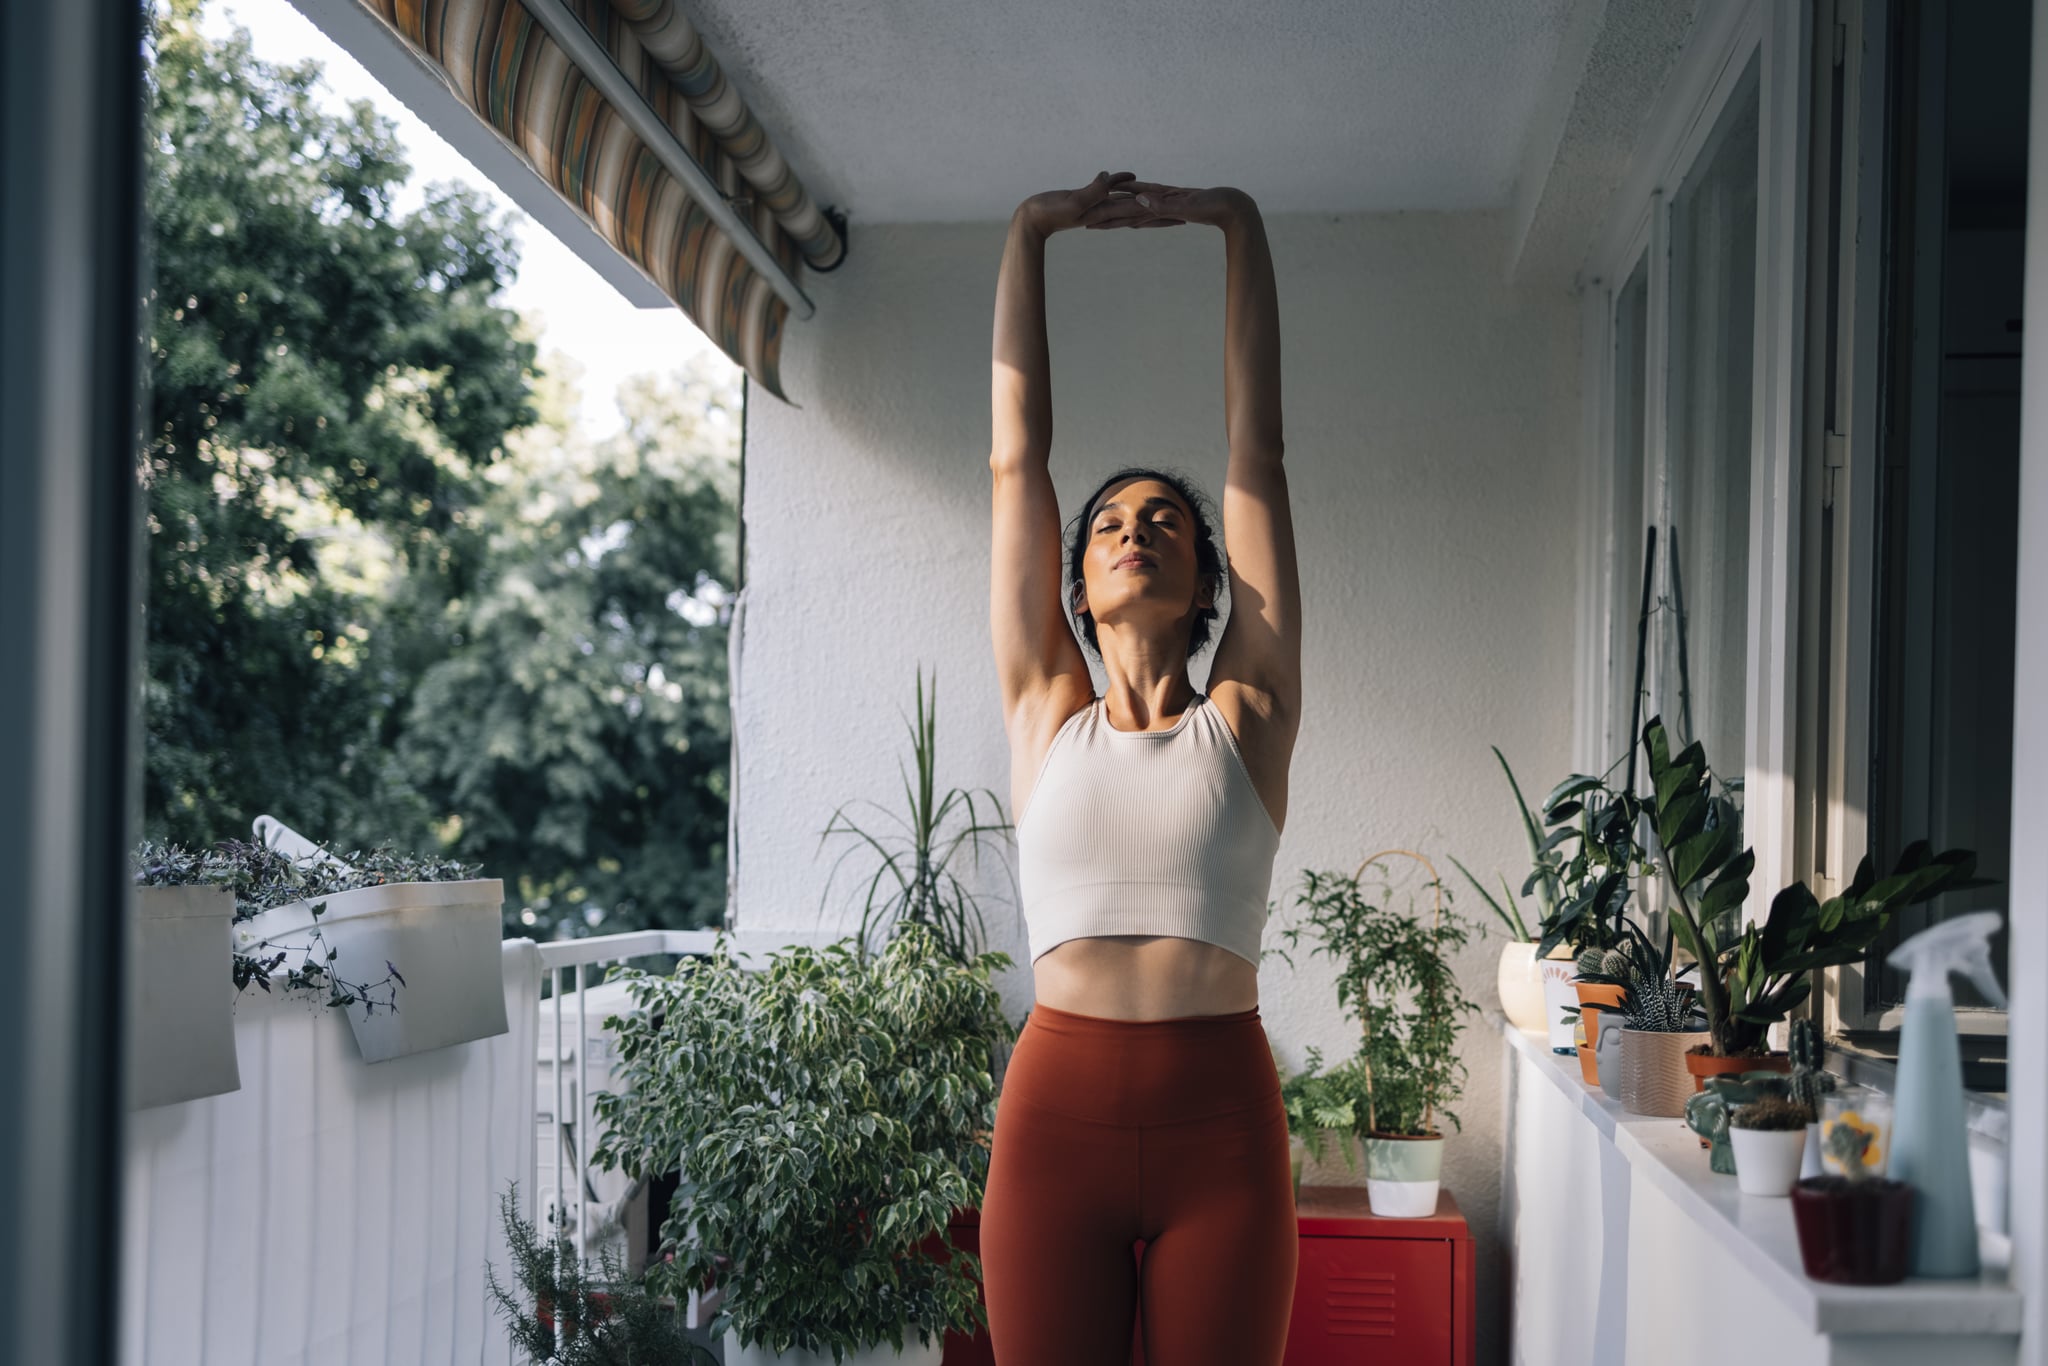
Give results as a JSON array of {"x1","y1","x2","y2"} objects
[{"x1": 938, "y1": 1186, "x2": 1474, "y2": 1366}]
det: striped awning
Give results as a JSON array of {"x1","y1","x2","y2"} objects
[{"x1": 360, "y1": 0, "x2": 843, "y2": 398}]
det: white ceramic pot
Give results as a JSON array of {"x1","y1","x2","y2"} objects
[
  {"x1": 1496, "y1": 941, "x2": 1548, "y2": 1034},
  {"x1": 723, "y1": 1327, "x2": 945, "y2": 1366},
  {"x1": 1730, "y1": 1125, "x2": 1808, "y2": 1197},
  {"x1": 232, "y1": 879, "x2": 507, "y2": 1062},
  {"x1": 1539, "y1": 959, "x2": 1581, "y2": 1053},
  {"x1": 1363, "y1": 1133, "x2": 1444, "y2": 1218},
  {"x1": 128, "y1": 884, "x2": 242, "y2": 1110}
]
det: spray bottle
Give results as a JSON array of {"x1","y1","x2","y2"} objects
[{"x1": 1885, "y1": 910, "x2": 2006, "y2": 1278}]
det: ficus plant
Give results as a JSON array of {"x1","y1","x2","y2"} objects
[
  {"x1": 590, "y1": 921, "x2": 1014, "y2": 1363},
  {"x1": 1639, "y1": 715, "x2": 1987, "y2": 1057}
]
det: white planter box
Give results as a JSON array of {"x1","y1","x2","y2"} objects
[
  {"x1": 128, "y1": 884, "x2": 241, "y2": 1110},
  {"x1": 233, "y1": 879, "x2": 508, "y2": 1062}
]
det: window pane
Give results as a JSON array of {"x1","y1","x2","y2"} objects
[{"x1": 1660, "y1": 57, "x2": 1759, "y2": 807}]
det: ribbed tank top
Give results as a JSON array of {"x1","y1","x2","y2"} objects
[{"x1": 1014, "y1": 692, "x2": 1282, "y2": 968}]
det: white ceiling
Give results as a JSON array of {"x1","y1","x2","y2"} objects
[{"x1": 682, "y1": 0, "x2": 1586, "y2": 223}]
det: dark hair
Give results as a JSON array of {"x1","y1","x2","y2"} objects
[{"x1": 1063, "y1": 465, "x2": 1225, "y2": 660}]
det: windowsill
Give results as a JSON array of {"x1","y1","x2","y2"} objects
[{"x1": 1501, "y1": 1018, "x2": 2024, "y2": 1337}]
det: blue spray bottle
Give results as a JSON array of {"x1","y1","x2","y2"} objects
[{"x1": 1884, "y1": 910, "x2": 2006, "y2": 1278}]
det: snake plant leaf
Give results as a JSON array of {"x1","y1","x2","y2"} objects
[
  {"x1": 1446, "y1": 853, "x2": 1530, "y2": 941},
  {"x1": 1494, "y1": 746, "x2": 1560, "y2": 923}
]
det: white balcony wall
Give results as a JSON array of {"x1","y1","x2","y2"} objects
[
  {"x1": 736, "y1": 211, "x2": 1583, "y2": 1365},
  {"x1": 119, "y1": 941, "x2": 542, "y2": 1366}
]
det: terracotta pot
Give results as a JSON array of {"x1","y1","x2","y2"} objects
[
  {"x1": 1618, "y1": 1028, "x2": 1709, "y2": 1117},
  {"x1": 1573, "y1": 983, "x2": 1625, "y2": 1087},
  {"x1": 1685, "y1": 1046, "x2": 1792, "y2": 1093},
  {"x1": 1790, "y1": 1177, "x2": 1915, "y2": 1284}
]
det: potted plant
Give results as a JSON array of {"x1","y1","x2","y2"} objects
[
  {"x1": 1637, "y1": 716, "x2": 1984, "y2": 1091},
  {"x1": 1788, "y1": 1018, "x2": 1836, "y2": 1178},
  {"x1": 1604, "y1": 921, "x2": 1708, "y2": 1118},
  {"x1": 817, "y1": 665, "x2": 1017, "y2": 971},
  {"x1": 1684, "y1": 1070, "x2": 1796, "y2": 1173},
  {"x1": 1729, "y1": 1098, "x2": 1813, "y2": 1197},
  {"x1": 1277, "y1": 850, "x2": 1476, "y2": 1218},
  {"x1": 486, "y1": 1182, "x2": 714, "y2": 1364},
  {"x1": 1791, "y1": 1122, "x2": 1916, "y2": 1284},
  {"x1": 220, "y1": 823, "x2": 508, "y2": 1063},
  {"x1": 128, "y1": 842, "x2": 243, "y2": 1109},
  {"x1": 1455, "y1": 746, "x2": 1639, "y2": 1044},
  {"x1": 1276, "y1": 1044, "x2": 1365, "y2": 1200},
  {"x1": 590, "y1": 921, "x2": 1011, "y2": 1365}
]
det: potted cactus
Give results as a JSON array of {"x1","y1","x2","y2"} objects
[
  {"x1": 1787, "y1": 1019, "x2": 1836, "y2": 1178},
  {"x1": 1729, "y1": 1098, "x2": 1813, "y2": 1196},
  {"x1": 1791, "y1": 1123, "x2": 1916, "y2": 1284}
]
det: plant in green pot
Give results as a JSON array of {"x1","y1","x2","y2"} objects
[
  {"x1": 591, "y1": 920, "x2": 1013, "y2": 1366},
  {"x1": 1277, "y1": 850, "x2": 1476, "y2": 1219}
]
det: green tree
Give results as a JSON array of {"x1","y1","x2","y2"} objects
[
  {"x1": 400, "y1": 353, "x2": 740, "y2": 938},
  {"x1": 141, "y1": 0, "x2": 742, "y2": 939},
  {"x1": 142, "y1": 0, "x2": 536, "y2": 849}
]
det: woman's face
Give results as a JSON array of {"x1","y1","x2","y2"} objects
[{"x1": 1076, "y1": 477, "x2": 1213, "y2": 648}]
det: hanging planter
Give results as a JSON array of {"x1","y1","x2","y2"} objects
[
  {"x1": 127, "y1": 884, "x2": 242, "y2": 1110},
  {"x1": 233, "y1": 876, "x2": 507, "y2": 1063}
]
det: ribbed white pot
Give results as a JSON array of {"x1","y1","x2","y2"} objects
[
  {"x1": 232, "y1": 879, "x2": 507, "y2": 1062},
  {"x1": 1731, "y1": 1126, "x2": 1807, "y2": 1197},
  {"x1": 129, "y1": 884, "x2": 242, "y2": 1110},
  {"x1": 723, "y1": 1328, "x2": 944, "y2": 1366}
]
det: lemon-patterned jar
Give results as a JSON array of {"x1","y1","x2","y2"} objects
[{"x1": 1820, "y1": 1085, "x2": 1894, "y2": 1177}]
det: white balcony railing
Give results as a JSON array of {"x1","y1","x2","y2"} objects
[{"x1": 118, "y1": 925, "x2": 832, "y2": 1366}]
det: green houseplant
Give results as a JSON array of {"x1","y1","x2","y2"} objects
[
  {"x1": 486, "y1": 1182, "x2": 714, "y2": 1365},
  {"x1": 1276, "y1": 850, "x2": 1476, "y2": 1218},
  {"x1": 1637, "y1": 716, "x2": 1985, "y2": 1083},
  {"x1": 1591, "y1": 919, "x2": 1707, "y2": 1117},
  {"x1": 817, "y1": 666, "x2": 1017, "y2": 967},
  {"x1": 591, "y1": 921, "x2": 1012, "y2": 1365},
  {"x1": 1454, "y1": 746, "x2": 1643, "y2": 1040},
  {"x1": 1276, "y1": 1044, "x2": 1367, "y2": 1200}
]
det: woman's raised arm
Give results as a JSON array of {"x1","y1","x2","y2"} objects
[{"x1": 988, "y1": 173, "x2": 1133, "y2": 728}]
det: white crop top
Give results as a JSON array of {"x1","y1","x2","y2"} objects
[{"x1": 1014, "y1": 692, "x2": 1282, "y2": 968}]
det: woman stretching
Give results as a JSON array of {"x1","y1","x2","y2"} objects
[{"x1": 978, "y1": 171, "x2": 1303, "y2": 1365}]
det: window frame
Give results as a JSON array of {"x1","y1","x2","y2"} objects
[{"x1": 1575, "y1": 0, "x2": 1813, "y2": 911}]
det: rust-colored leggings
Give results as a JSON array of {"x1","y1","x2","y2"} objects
[{"x1": 978, "y1": 1000, "x2": 1299, "y2": 1365}]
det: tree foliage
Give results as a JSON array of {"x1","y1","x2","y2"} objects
[{"x1": 142, "y1": 0, "x2": 740, "y2": 938}]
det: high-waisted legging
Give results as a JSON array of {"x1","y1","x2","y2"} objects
[{"x1": 977, "y1": 1000, "x2": 1299, "y2": 1365}]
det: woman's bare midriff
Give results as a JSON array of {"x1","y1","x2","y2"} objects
[{"x1": 1032, "y1": 933, "x2": 1259, "y2": 1020}]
